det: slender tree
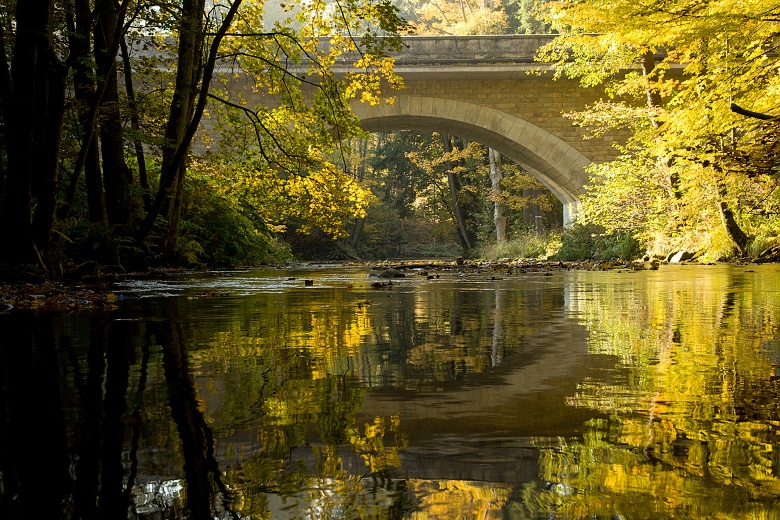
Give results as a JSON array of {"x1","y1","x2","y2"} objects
[
  {"x1": 442, "y1": 133, "x2": 474, "y2": 250},
  {"x1": 488, "y1": 147, "x2": 507, "y2": 243}
]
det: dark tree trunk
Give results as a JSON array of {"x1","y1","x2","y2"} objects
[
  {"x1": 718, "y1": 199, "x2": 749, "y2": 256},
  {"x1": 350, "y1": 217, "x2": 365, "y2": 249},
  {"x1": 95, "y1": 0, "x2": 132, "y2": 228},
  {"x1": 0, "y1": 0, "x2": 56, "y2": 265},
  {"x1": 442, "y1": 133, "x2": 473, "y2": 250},
  {"x1": 66, "y1": 0, "x2": 108, "y2": 225},
  {"x1": 0, "y1": 30, "x2": 7, "y2": 203},
  {"x1": 30, "y1": 58, "x2": 66, "y2": 259},
  {"x1": 156, "y1": 0, "x2": 205, "y2": 257},
  {"x1": 86, "y1": 133, "x2": 109, "y2": 224},
  {"x1": 136, "y1": 0, "x2": 243, "y2": 254},
  {"x1": 120, "y1": 35, "x2": 152, "y2": 210},
  {"x1": 165, "y1": 161, "x2": 189, "y2": 257}
]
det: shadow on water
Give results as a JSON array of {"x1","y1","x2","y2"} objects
[
  {"x1": 1, "y1": 312, "x2": 70, "y2": 518},
  {"x1": 0, "y1": 309, "x2": 239, "y2": 519}
]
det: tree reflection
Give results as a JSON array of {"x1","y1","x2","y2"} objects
[
  {"x1": 7, "y1": 267, "x2": 778, "y2": 518},
  {"x1": 157, "y1": 318, "x2": 238, "y2": 519},
  {"x1": 0, "y1": 313, "x2": 70, "y2": 519},
  {"x1": 0, "y1": 309, "x2": 241, "y2": 519},
  {"x1": 523, "y1": 267, "x2": 780, "y2": 518}
]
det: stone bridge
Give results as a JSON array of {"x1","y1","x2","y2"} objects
[
  {"x1": 209, "y1": 36, "x2": 625, "y2": 224},
  {"x1": 344, "y1": 36, "x2": 622, "y2": 224}
]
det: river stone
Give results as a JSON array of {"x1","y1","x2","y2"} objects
[
  {"x1": 378, "y1": 268, "x2": 406, "y2": 278},
  {"x1": 669, "y1": 251, "x2": 696, "y2": 263}
]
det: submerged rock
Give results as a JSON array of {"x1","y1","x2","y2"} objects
[{"x1": 369, "y1": 268, "x2": 406, "y2": 279}]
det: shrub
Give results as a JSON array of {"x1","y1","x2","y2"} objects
[
  {"x1": 180, "y1": 175, "x2": 292, "y2": 266},
  {"x1": 477, "y1": 231, "x2": 554, "y2": 260},
  {"x1": 554, "y1": 223, "x2": 642, "y2": 261}
]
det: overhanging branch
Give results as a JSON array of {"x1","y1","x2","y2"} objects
[{"x1": 731, "y1": 103, "x2": 776, "y2": 120}]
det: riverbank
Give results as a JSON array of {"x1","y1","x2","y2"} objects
[
  {"x1": 1, "y1": 256, "x2": 765, "y2": 314},
  {"x1": 0, "y1": 266, "x2": 179, "y2": 312}
]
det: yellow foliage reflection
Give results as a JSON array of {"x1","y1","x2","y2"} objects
[{"x1": 533, "y1": 266, "x2": 780, "y2": 518}]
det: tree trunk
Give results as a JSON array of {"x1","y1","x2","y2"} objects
[
  {"x1": 66, "y1": 0, "x2": 108, "y2": 225},
  {"x1": 136, "y1": 0, "x2": 243, "y2": 251},
  {"x1": 31, "y1": 66, "x2": 66, "y2": 259},
  {"x1": 350, "y1": 217, "x2": 365, "y2": 249},
  {"x1": 120, "y1": 35, "x2": 152, "y2": 211},
  {"x1": 158, "y1": 0, "x2": 205, "y2": 257},
  {"x1": 442, "y1": 133, "x2": 473, "y2": 250},
  {"x1": 0, "y1": 0, "x2": 55, "y2": 265},
  {"x1": 349, "y1": 137, "x2": 369, "y2": 249},
  {"x1": 86, "y1": 134, "x2": 109, "y2": 224},
  {"x1": 95, "y1": 0, "x2": 132, "y2": 228},
  {"x1": 165, "y1": 161, "x2": 190, "y2": 257},
  {"x1": 718, "y1": 199, "x2": 749, "y2": 256},
  {"x1": 0, "y1": 27, "x2": 5, "y2": 203},
  {"x1": 488, "y1": 147, "x2": 507, "y2": 243}
]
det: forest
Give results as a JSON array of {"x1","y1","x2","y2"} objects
[{"x1": 1, "y1": 0, "x2": 779, "y2": 276}]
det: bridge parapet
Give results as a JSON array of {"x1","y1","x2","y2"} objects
[
  {"x1": 337, "y1": 35, "x2": 555, "y2": 65},
  {"x1": 324, "y1": 35, "x2": 557, "y2": 77}
]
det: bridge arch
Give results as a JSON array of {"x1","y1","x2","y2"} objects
[{"x1": 351, "y1": 95, "x2": 591, "y2": 226}]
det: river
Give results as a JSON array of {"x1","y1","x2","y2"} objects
[{"x1": 2, "y1": 262, "x2": 780, "y2": 518}]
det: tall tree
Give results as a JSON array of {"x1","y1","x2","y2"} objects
[
  {"x1": 95, "y1": 0, "x2": 132, "y2": 228},
  {"x1": 0, "y1": 0, "x2": 63, "y2": 265}
]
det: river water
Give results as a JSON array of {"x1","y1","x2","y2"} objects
[{"x1": 2, "y1": 263, "x2": 780, "y2": 519}]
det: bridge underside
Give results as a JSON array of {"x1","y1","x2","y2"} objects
[{"x1": 351, "y1": 95, "x2": 592, "y2": 226}]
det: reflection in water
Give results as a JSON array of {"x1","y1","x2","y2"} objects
[
  {"x1": 534, "y1": 266, "x2": 780, "y2": 518},
  {"x1": 0, "y1": 313, "x2": 70, "y2": 518},
  {"x1": 0, "y1": 264, "x2": 779, "y2": 518}
]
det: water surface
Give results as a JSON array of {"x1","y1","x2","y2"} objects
[{"x1": 2, "y1": 263, "x2": 780, "y2": 518}]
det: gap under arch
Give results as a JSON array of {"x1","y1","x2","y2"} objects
[{"x1": 350, "y1": 95, "x2": 591, "y2": 226}]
